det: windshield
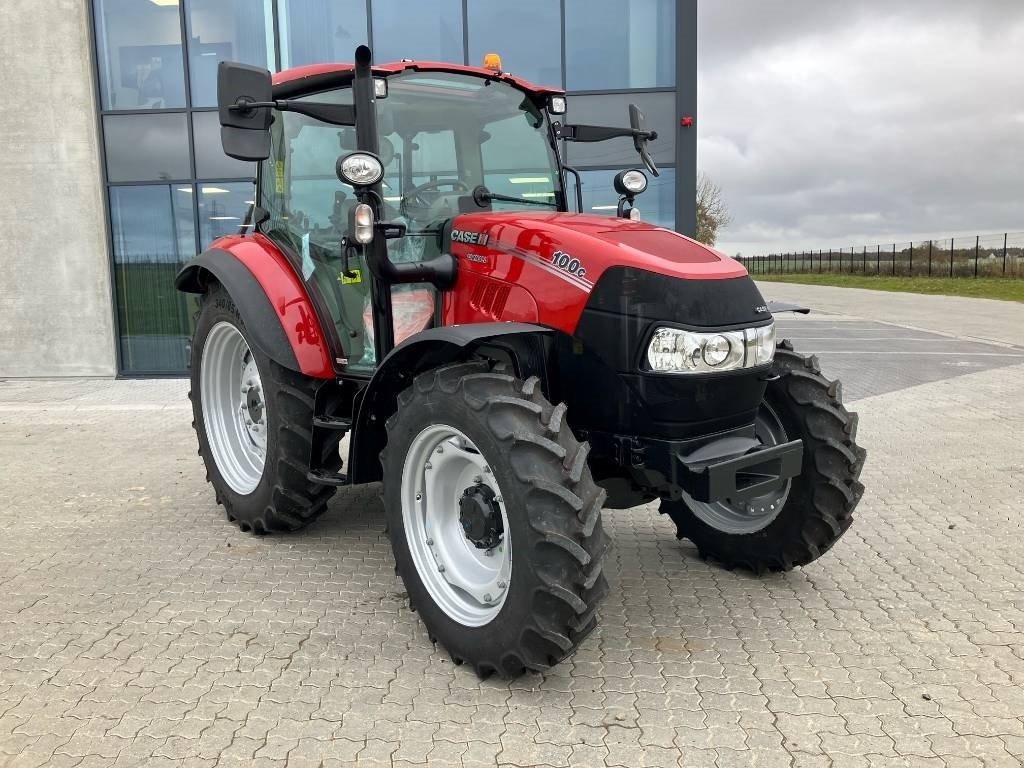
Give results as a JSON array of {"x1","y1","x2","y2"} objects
[
  {"x1": 259, "y1": 72, "x2": 562, "y2": 254},
  {"x1": 377, "y1": 71, "x2": 563, "y2": 223}
]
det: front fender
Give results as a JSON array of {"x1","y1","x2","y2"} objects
[
  {"x1": 175, "y1": 235, "x2": 334, "y2": 378},
  {"x1": 348, "y1": 323, "x2": 553, "y2": 483}
]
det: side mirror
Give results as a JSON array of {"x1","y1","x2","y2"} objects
[
  {"x1": 628, "y1": 104, "x2": 660, "y2": 177},
  {"x1": 218, "y1": 61, "x2": 273, "y2": 161}
]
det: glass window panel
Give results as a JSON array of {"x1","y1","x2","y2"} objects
[
  {"x1": 279, "y1": 0, "x2": 368, "y2": 69},
  {"x1": 109, "y1": 185, "x2": 197, "y2": 373},
  {"x1": 198, "y1": 181, "x2": 257, "y2": 247},
  {"x1": 574, "y1": 167, "x2": 675, "y2": 230},
  {"x1": 371, "y1": 0, "x2": 463, "y2": 64},
  {"x1": 467, "y1": 0, "x2": 561, "y2": 87},
  {"x1": 93, "y1": 0, "x2": 187, "y2": 110},
  {"x1": 192, "y1": 111, "x2": 256, "y2": 179},
  {"x1": 563, "y1": 92, "x2": 675, "y2": 167},
  {"x1": 103, "y1": 113, "x2": 191, "y2": 182},
  {"x1": 186, "y1": 0, "x2": 274, "y2": 106},
  {"x1": 565, "y1": 0, "x2": 674, "y2": 90}
]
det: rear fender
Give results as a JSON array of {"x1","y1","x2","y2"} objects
[
  {"x1": 175, "y1": 236, "x2": 334, "y2": 378},
  {"x1": 348, "y1": 323, "x2": 553, "y2": 484}
]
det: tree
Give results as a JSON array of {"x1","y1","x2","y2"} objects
[{"x1": 695, "y1": 173, "x2": 731, "y2": 247}]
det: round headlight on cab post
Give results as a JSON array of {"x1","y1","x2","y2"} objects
[
  {"x1": 613, "y1": 169, "x2": 648, "y2": 196},
  {"x1": 336, "y1": 152, "x2": 384, "y2": 187}
]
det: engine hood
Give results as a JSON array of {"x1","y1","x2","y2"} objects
[{"x1": 447, "y1": 211, "x2": 747, "y2": 288}]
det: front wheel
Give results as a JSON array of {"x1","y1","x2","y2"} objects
[
  {"x1": 661, "y1": 340, "x2": 866, "y2": 572},
  {"x1": 382, "y1": 362, "x2": 609, "y2": 678}
]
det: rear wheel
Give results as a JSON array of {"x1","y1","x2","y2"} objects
[
  {"x1": 382, "y1": 362, "x2": 609, "y2": 678},
  {"x1": 661, "y1": 340, "x2": 866, "y2": 572},
  {"x1": 189, "y1": 283, "x2": 339, "y2": 533}
]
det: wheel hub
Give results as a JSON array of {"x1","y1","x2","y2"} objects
[
  {"x1": 238, "y1": 354, "x2": 267, "y2": 452},
  {"x1": 459, "y1": 483, "x2": 504, "y2": 550}
]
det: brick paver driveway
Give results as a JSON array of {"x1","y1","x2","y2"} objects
[{"x1": 2, "y1": 290, "x2": 1023, "y2": 767}]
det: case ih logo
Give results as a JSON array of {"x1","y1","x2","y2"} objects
[
  {"x1": 451, "y1": 228, "x2": 489, "y2": 246},
  {"x1": 550, "y1": 250, "x2": 587, "y2": 279}
]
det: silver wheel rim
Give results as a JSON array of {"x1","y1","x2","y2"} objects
[
  {"x1": 401, "y1": 424, "x2": 511, "y2": 627},
  {"x1": 200, "y1": 321, "x2": 267, "y2": 495},
  {"x1": 683, "y1": 403, "x2": 791, "y2": 535}
]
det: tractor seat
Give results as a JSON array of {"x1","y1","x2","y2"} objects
[{"x1": 362, "y1": 286, "x2": 436, "y2": 348}]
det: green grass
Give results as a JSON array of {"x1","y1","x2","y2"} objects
[{"x1": 755, "y1": 274, "x2": 1024, "y2": 303}]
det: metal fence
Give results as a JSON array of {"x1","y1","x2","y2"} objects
[{"x1": 741, "y1": 232, "x2": 1024, "y2": 278}]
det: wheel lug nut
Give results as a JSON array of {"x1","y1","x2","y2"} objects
[
  {"x1": 436, "y1": 446, "x2": 444, "y2": 454},
  {"x1": 426, "y1": 538, "x2": 433, "y2": 546},
  {"x1": 437, "y1": 564, "x2": 445, "y2": 573},
  {"x1": 415, "y1": 493, "x2": 422, "y2": 501},
  {"x1": 425, "y1": 462, "x2": 432, "y2": 470},
  {"x1": 497, "y1": 581, "x2": 506, "y2": 589},
  {"x1": 483, "y1": 593, "x2": 492, "y2": 602}
]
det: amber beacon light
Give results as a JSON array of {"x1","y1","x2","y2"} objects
[{"x1": 482, "y1": 52, "x2": 503, "y2": 72}]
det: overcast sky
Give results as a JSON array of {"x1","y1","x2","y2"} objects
[{"x1": 697, "y1": 1, "x2": 1024, "y2": 256}]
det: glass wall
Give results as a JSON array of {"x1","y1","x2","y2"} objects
[
  {"x1": 91, "y1": 0, "x2": 680, "y2": 374},
  {"x1": 565, "y1": 0, "x2": 675, "y2": 91}
]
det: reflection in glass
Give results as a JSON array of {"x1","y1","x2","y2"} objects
[
  {"x1": 279, "y1": 0, "x2": 368, "y2": 69},
  {"x1": 93, "y1": 0, "x2": 187, "y2": 110},
  {"x1": 192, "y1": 111, "x2": 256, "y2": 180},
  {"x1": 467, "y1": 0, "x2": 562, "y2": 86},
  {"x1": 565, "y1": 0, "x2": 675, "y2": 90},
  {"x1": 198, "y1": 182, "x2": 256, "y2": 248},
  {"x1": 574, "y1": 167, "x2": 675, "y2": 230},
  {"x1": 186, "y1": 0, "x2": 274, "y2": 106},
  {"x1": 109, "y1": 185, "x2": 197, "y2": 373},
  {"x1": 371, "y1": 0, "x2": 463, "y2": 64},
  {"x1": 103, "y1": 113, "x2": 191, "y2": 182}
]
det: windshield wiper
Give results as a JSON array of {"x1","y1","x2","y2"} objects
[{"x1": 472, "y1": 185, "x2": 557, "y2": 209}]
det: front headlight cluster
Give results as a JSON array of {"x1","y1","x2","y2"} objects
[{"x1": 647, "y1": 323, "x2": 776, "y2": 374}]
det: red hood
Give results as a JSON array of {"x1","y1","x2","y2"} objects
[{"x1": 449, "y1": 211, "x2": 746, "y2": 288}]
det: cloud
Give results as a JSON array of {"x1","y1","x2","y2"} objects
[{"x1": 698, "y1": 1, "x2": 1024, "y2": 255}]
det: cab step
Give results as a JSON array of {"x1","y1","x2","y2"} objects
[
  {"x1": 313, "y1": 415, "x2": 352, "y2": 431},
  {"x1": 306, "y1": 469, "x2": 348, "y2": 486}
]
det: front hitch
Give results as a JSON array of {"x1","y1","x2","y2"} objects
[{"x1": 675, "y1": 437, "x2": 803, "y2": 503}]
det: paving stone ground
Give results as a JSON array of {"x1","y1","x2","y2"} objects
[{"x1": 1, "y1": 289, "x2": 1023, "y2": 767}]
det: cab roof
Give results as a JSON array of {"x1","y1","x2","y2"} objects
[{"x1": 271, "y1": 60, "x2": 564, "y2": 98}]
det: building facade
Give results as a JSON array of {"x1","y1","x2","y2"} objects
[{"x1": 2, "y1": 0, "x2": 696, "y2": 377}]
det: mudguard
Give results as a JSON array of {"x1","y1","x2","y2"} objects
[
  {"x1": 348, "y1": 323, "x2": 553, "y2": 483},
  {"x1": 766, "y1": 300, "x2": 810, "y2": 315},
  {"x1": 175, "y1": 235, "x2": 334, "y2": 378}
]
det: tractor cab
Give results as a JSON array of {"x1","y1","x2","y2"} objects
[
  {"x1": 216, "y1": 46, "x2": 658, "y2": 370},
  {"x1": 257, "y1": 66, "x2": 567, "y2": 370}
]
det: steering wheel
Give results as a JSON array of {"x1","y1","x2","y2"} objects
[{"x1": 402, "y1": 178, "x2": 471, "y2": 221}]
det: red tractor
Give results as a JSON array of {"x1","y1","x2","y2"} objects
[{"x1": 176, "y1": 46, "x2": 865, "y2": 678}]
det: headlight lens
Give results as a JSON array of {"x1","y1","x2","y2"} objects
[{"x1": 647, "y1": 323, "x2": 775, "y2": 374}]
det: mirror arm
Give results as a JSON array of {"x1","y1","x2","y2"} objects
[
  {"x1": 228, "y1": 99, "x2": 356, "y2": 126},
  {"x1": 558, "y1": 123, "x2": 657, "y2": 143}
]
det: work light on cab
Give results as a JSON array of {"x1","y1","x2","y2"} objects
[{"x1": 337, "y1": 152, "x2": 383, "y2": 187}]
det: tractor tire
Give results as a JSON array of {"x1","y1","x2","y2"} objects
[
  {"x1": 661, "y1": 340, "x2": 866, "y2": 573},
  {"x1": 189, "y1": 282, "x2": 340, "y2": 534},
  {"x1": 382, "y1": 361, "x2": 609, "y2": 678}
]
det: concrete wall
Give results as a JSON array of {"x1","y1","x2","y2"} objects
[{"x1": 0, "y1": 0, "x2": 116, "y2": 377}]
